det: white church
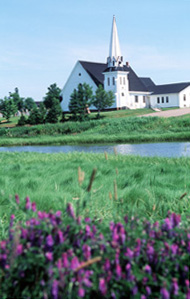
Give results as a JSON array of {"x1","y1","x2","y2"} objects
[{"x1": 60, "y1": 16, "x2": 190, "y2": 111}]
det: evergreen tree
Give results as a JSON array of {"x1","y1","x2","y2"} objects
[
  {"x1": 1, "y1": 97, "x2": 17, "y2": 121},
  {"x1": 92, "y1": 85, "x2": 115, "y2": 118},
  {"x1": 69, "y1": 83, "x2": 93, "y2": 121},
  {"x1": 9, "y1": 87, "x2": 24, "y2": 113},
  {"x1": 17, "y1": 115, "x2": 27, "y2": 126},
  {"x1": 44, "y1": 83, "x2": 61, "y2": 109},
  {"x1": 24, "y1": 97, "x2": 37, "y2": 112},
  {"x1": 46, "y1": 98, "x2": 62, "y2": 123}
]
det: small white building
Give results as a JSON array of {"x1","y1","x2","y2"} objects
[{"x1": 60, "y1": 16, "x2": 190, "y2": 112}]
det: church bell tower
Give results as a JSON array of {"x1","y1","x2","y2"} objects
[{"x1": 103, "y1": 16, "x2": 129, "y2": 109}]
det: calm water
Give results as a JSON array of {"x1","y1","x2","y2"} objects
[{"x1": 0, "y1": 142, "x2": 190, "y2": 157}]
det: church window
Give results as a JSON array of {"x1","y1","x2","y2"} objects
[
  {"x1": 157, "y1": 97, "x2": 160, "y2": 103},
  {"x1": 123, "y1": 77, "x2": 126, "y2": 85},
  {"x1": 184, "y1": 94, "x2": 186, "y2": 101},
  {"x1": 78, "y1": 73, "x2": 81, "y2": 76},
  {"x1": 108, "y1": 78, "x2": 110, "y2": 86},
  {"x1": 135, "y1": 95, "x2": 138, "y2": 103},
  {"x1": 120, "y1": 77, "x2": 122, "y2": 84},
  {"x1": 143, "y1": 96, "x2": 146, "y2": 103},
  {"x1": 162, "y1": 97, "x2": 164, "y2": 103},
  {"x1": 166, "y1": 96, "x2": 169, "y2": 103},
  {"x1": 121, "y1": 92, "x2": 125, "y2": 96},
  {"x1": 112, "y1": 77, "x2": 115, "y2": 85}
]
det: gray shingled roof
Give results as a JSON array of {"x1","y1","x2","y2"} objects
[
  {"x1": 79, "y1": 61, "x2": 148, "y2": 92},
  {"x1": 79, "y1": 61, "x2": 190, "y2": 95},
  {"x1": 151, "y1": 82, "x2": 190, "y2": 95}
]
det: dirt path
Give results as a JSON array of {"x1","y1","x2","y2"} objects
[{"x1": 140, "y1": 108, "x2": 190, "y2": 118}]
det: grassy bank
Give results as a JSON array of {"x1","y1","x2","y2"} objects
[
  {"x1": 0, "y1": 114, "x2": 190, "y2": 145},
  {"x1": 0, "y1": 151, "x2": 190, "y2": 238}
]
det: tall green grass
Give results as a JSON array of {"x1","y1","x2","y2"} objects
[
  {"x1": 0, "y1": 151, "x2": 190, "y2": 239},
  {"x1": 0, "y1": 115, "x2": 190, "y2": 145}
]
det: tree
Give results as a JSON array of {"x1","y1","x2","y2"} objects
[
  {"x1": 9, "y1": 87, "x2": 24, "y2": 113},
  {"x1": 46, "y1": 98, "x2": 62, "y2": 123},
  {"x1": 1, "y1": 97, "x2": 17, "y2": 121},
  {"x1": 69, "y1": 83, "x2": 93, "y2": 121},
  {"x1": 92, "y1": 85, "x2": 115, "y2": 118},
  {"x1": 44, "y1": 83, "x2": 61, "y2": 109},
  {"x1": 24, "y1": 97, "x2": 37, "y2": 112}
]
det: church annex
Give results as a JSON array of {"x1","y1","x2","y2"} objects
[{"x1": 60, "y1": 16, "x2": 190, "y2": 112}]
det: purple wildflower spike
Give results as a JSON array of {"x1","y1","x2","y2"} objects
[
  {"x1": 25, "y1": 196, "x2": 31, "y2": 210},
  {"x1": 31, "y1": 202, "x2": 36, "y2": 212},
  {"x1": 45, "y1": 252, "x2": 53, "y2": 262},
  {"x1": 46, "y1": 235, "x2": 54, "y2": 247},
  {"x1": 99, "y1": 278, "x2": 107, "y2": 296},
  {"x1": 51, "y1": 279, "x2": 59, "y2": 299},
  {"x1": 66, "y1": 203, "x2": 75, "y2": 219},
  {"x1": 171, "y1": 278, "x2": 179, "y2": 296},
  {"x1": 62, "y1": 253, "x2": 69, "y2": 268},
  {"x1": 160, "y1": 287, "x2": 170, "y2": 299},
  {"x1": 144, "y1": 264, "x2": 152, "y2": 275},
  {"x1": 16, "y1": 244, "x2": 23, "y2": 255},
  {"x1": 70, "y1": 256, "x2": 80, "y2": 270},
  {"x1": 78, "y1": 287, "x2": 85, "y2": 297},
  {"x1": 15, "y1": 194, "x2": 19, "y2": 204},
  {"x1": 82, "y1": 244, "x2": 91, "y2": 260}
]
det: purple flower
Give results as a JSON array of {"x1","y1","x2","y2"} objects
[
  {"x1": 126, "y1": 263, "x2": 131, "y2": 279},
  {"x1": 70, "y1": 256, "x2": 80, "y2": 270},
  {"x1": 57, "y1": 230, "x2": 64, "y2": 244},
  {"x1": 66, "y1": 203, "x2": 75, "y2": 219},
  {"x1": 31, "y1": 202, "x2": 36, "y2": 212},
  {"x1": 170, "y1": 212, "x2": 181, "y2": 227},
  {"x1": 78, "y1": 287, "x2": 85, "y2": 297},
  {"x1": 55, "y1": 210, "x2": 61, "y2": 217},
  {"x1": 171, "y1": 244, "x2": 178, "y2": 255},
  {"x1": 45, "y1": 252, "x2": 53, "y2": 261},
  {"x1": 15, "y1": 194, "x2": 20, "y2": 204},
  {"x1": 160, "y1": 287, "x2": 170, "y2": 299},
  {"x1": 99, "y1": 278, "x2": 107, "y2": 296},
  {"x1": 125, "y1": 248, "x2": 134, "y2": 259},
  {"x1": 84, "y1": 217, "x2": 91, "y2": 223},
  {"x1": 171, "y1": 278, "x2": 179, "y2": 296},
  {"x1": 116, "y1": 263, "x2": 122, "y2": 278},
  {"x1": 25, "y1": 196, "x2": 31, "y2": 210},
  {"x1": 51, "y1": 279, "x2": 59, "y2": 299},
  {"x1": 146, "y1": 286, "x2": 151, "y2": 295},
  {"x1": 186, "y1": 290, "x2": 190, "y2": 299},
  {"x1": 62, "y1": 253, "x2": 69, "y2": 268},
  {"x1": 46, "y1": 235, "x2": 54, "y2": 247},
  {"x1": 144, "y1": 264, "x2": 151, "y2": 275},
  {"x1": 131, "y1": 285, "x2": 138, "y2": 296},
  {"x1": 82, "y1": 244, "x2": 91, "y2": 260},
  {"x1": 103, "y1": 259, "x2": 111, "y2": 271},
  {"x1": 16, "y1": 244, "x2": 23, "y2": 255}
]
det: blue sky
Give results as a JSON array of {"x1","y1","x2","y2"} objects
[{"x1": 1, "y1": 0, "x2": 190, "y2": 101}]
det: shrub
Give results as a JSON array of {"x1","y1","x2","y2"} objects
[
  {"x1": 17, "y1": 115, "x2": 27, "y2": 126},
  {"x1": 0, "y1": 195, "x2": 190, "y2": 298}
]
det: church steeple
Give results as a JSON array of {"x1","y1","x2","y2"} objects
[{"x1": 107, "y1": 16, "x2": 123, "y2": 68}]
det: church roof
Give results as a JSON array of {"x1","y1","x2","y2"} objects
[
  {"x1": 151, "y1": 82, "x2": 190, "y2": 95},
  {"x1": 79, "y1": 60, "x2": 149, "y2": 92}
]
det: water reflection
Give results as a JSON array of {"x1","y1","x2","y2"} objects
[{"x1": 0, "y1": 142, "x2": 190, "y2": 158}]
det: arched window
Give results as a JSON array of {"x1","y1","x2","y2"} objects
[
  {"x1": 112, "y1": 77, "x2": 115, "y2": 85},
  {"x1": 107, "y1": 78, "x2": 110, "y2": 86},
  {"x1": 123, "y1": 77, "x2": 126, "y2": 85}
]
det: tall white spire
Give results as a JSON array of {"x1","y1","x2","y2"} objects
[{"x1": 107, "y1": 16, "x2": 123, "y2": 68}]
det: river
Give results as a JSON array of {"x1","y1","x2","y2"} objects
[{"x1": 0, "y1": 142, "x2": 190, "y2": 157}]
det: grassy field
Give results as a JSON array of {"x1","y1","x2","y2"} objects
[
  {"x1": 0, "y1": 109, "x2": 154, "y2": 128},
  {"x1": 0, "y1": 113, "x2": 190, "y2": 145},
  {"x1": 0, "y1": 151, "x2": 190, "y2": 239}
]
